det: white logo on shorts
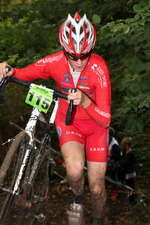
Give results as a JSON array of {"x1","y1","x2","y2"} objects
[{"x1": 90, "y1": 148, "x2": 105, "y2": 151}]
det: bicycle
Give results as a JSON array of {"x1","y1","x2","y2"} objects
[{"x1": 0, "y1": 66, "x2": 76, "y2": 225}]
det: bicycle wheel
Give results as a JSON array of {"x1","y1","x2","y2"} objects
[
  {"x1": 0, "y1": 131, "x2": 29, "y2": 224},
  {"x1": 16, "y1": 150, "x2": 51, "y2": 225}
]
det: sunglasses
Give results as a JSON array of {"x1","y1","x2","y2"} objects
[{"x1": 66, "y1": 52, "x2": 91, "y2": 61}]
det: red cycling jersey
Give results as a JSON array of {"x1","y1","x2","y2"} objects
[
  {"x1": 13, "y1": 51, "x2": 111, "y2": 128},
  {"x1": 13, "y1": 51, "x2": 111, "y2": 162}
]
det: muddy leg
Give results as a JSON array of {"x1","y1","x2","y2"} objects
[
  {"x1": 61, "y1": 141, "x2": 85, "y2": 225},
  {"x1": 90, "y1": 178, "x2": 106, "y2": 219},
  {"x1": 88, "y1": 161, "x2": 107, "y2": 225}
]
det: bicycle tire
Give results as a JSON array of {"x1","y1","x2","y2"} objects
[
  {"x1": 0, "y1": 131, "x2": 29, "y2": 224},
  {"x1": 30, "y1": 150, "x2": 51, "y2": 225},
  {"x1": 0, "y1": 131, "x2": 28, "y2": 186},
  {"x1": 16, "y1": 150, "x2": 51, "y2": 225}
]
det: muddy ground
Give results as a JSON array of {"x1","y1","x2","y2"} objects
[{"x1": 0, "y1": 180, "x2": 149, "y2": 225}]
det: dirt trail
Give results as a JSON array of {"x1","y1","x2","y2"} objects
[
  {"x1": 0, "y1": 180, "x2": 149, "y2": 225},
  {"x1": 45, "y1": 182, "x2": 131, "y2": 225}
]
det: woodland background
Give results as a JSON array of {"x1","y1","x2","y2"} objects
[{"x1": 0, "y1": 0, "x2": 150, "y2": 224}]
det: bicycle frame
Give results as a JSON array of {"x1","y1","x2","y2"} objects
[{"x1": 12, "y1": 99, "x2": 59, "y2": 195}]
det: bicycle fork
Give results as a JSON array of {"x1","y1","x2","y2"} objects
[{"x1": 13, "y1": 109, "x2": 40, "y2": 195}]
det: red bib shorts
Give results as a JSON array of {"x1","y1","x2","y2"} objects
[{"x1": 55, "y1": 110, "x2": 109, "y2": 162}]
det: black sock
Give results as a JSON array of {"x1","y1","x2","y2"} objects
[{"x1": 75, "y1": 193, "x2": 85, "y2": 204}]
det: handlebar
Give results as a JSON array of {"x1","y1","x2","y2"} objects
[
  {"x1": 0, "y1": 67, "x2": 76, "y2": 125},
  {"x1": 7, "y1": 76, "x2": 68, "y2": 101}
]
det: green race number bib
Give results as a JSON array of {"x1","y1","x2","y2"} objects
[{"x1": 25, "y1": 85, "x2": 53, "y2": 113}]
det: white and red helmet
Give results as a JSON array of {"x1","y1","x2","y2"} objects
[{"x1": 59, "y1": 12, "x2": 96, "y2": 56}]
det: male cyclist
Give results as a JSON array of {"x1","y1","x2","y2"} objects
[{"x1": 0, "y1": 13, "x2": 111, "y2": 225}]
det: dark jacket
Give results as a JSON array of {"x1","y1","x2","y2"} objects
[{"x1": 119, "y1": 150, "x2": 136, "y2": 180}]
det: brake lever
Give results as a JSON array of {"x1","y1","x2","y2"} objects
[
  {"x1": 0, "y1": 66, "x2": 11, "y2": 87},
  {"x1": 69, "y1": 88, "x2": 77, "y2": 112},
  {"x1": 65, "y1": 88, "x2": 77, "y2": 126},
  {"x1": 0, "y1": 66, "x2": 12, "y2": 104}
]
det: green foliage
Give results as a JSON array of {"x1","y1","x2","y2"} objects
[
  {"x1": 95, "y1": 0, "x2": 150, "y2": 135},
  {"x1": 92, "y1": 14, "x2": 101, "y2": 24},
  {"x1": 128, "y1": 191, "x2": 150, "y2": 224}
]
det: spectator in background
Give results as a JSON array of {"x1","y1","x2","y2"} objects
[
  {"x1": 106, "y1": 127, "x2": 121, "y2": 200},
  {"x1": 120, "y1": 137, "x2": 136, "y2": 205}
]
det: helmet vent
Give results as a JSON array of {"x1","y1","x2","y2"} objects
[
  {"x1": 67, "y1": 21, "x2": 71, "y2": 28},
  {"x1": 84, "y1": 21, "x2": 88, "y2": 28},
  {"x1": 64, "y1": 31, "x2": 69, "y2": 39},
  {"x1": 86, "y1": 31, "x2": 90, "y2": 39},
  {"x1": 80, "y1": 27, "x2": 84, "y2": 35},
  {"x1": 72, "y1": 27, "x2": 76, "y2": 35}
]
